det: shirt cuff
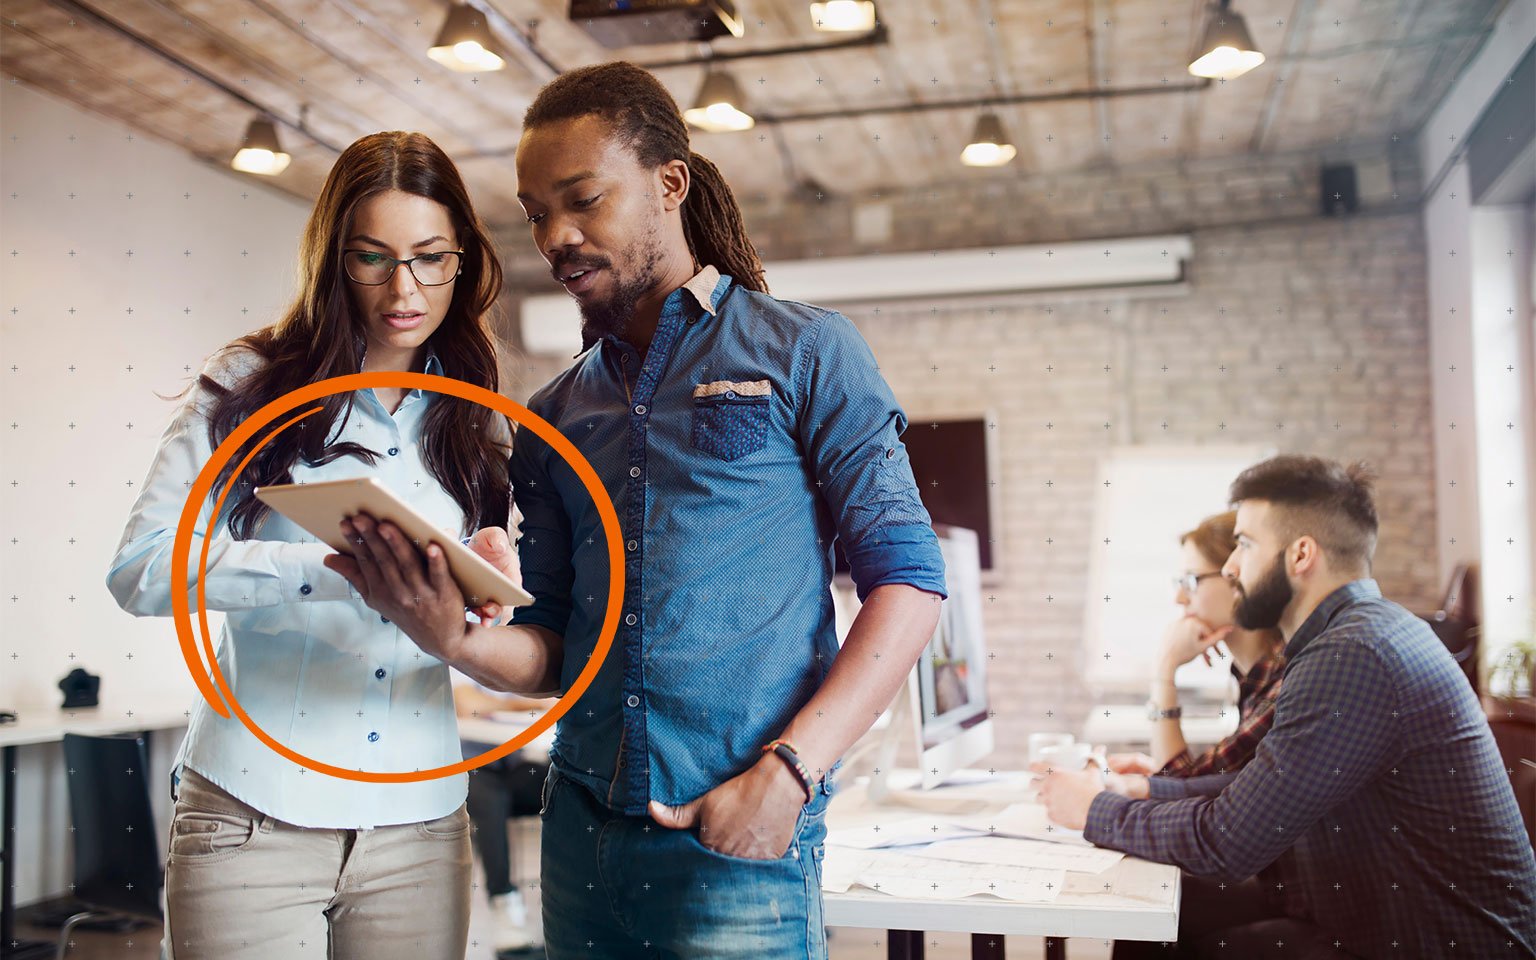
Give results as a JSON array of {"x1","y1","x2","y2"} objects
[
  {"x1": 843, "y1": 521, "x2": 948, "y2": 602},
  {"x1": 1084, "y1": 790, "x2": 1134, "y2": 846}
]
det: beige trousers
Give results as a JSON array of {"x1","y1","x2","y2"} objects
[{"x1": 164, "y1": 767, "x2": 471, "y2": 960}]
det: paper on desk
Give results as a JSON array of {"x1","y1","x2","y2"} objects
[
  {"x1": 947, "y1": 803, "x2": 1095, "y2": 847},
  {"x1": 826, "y1": 816, "x2": 989, "y2": 849},
  {"x1": 823, "y1": 847, "x2": 1065, "y2": 902},
  {"x1": 907, "y1": 836, "x2": 1123, "y2": 874}
]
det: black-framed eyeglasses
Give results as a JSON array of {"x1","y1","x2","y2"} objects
[
  {"x1": 1173, "y1": 572, "x2": 1225, "y2": 593},
  {"x1": 342, "y1": 249, "x2": 464, "y2": 286}
]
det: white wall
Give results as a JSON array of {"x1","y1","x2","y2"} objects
[
  {"x1": 0, "y1": 81, "x2": 309, "y2": 902},
  {"x1": 1416, "y1": 0, "x2": 1536, "y2": 672}
]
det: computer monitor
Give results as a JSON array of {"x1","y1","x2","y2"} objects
[
  {"x1": 838, "y1": 525, "x2": 994, "y2": 797},
  {"x1": 910, "y1": 525, "x2": 993, "y2": 788}
]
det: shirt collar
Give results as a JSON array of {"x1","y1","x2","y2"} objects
[
  {"x1": 1284, "y1": 578, "x2": 1381, "y2": 661},
  {"x1": 356, "y1": 341, "x2": 442, "y2": 399},
  {"x1": 681, "y1": 264, "x2": 725, "y2": 316}
]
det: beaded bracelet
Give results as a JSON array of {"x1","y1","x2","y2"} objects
[{"x1": 761, "y1": 738, "x2": 815, "y2": 804}]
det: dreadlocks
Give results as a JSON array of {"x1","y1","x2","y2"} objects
[{"x1": 523, "y1": 61, "x2": 768, "y2": 294}]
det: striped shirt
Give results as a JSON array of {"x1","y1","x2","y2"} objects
[{"x1": 1157, "y1": 651, "x2": 1283, "y2": 779}]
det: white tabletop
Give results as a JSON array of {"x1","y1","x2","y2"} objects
[
  {"x1": 822, "y1": 773, "x2": 1179, "y2": 942},
  {"x1": 0, "y1": 701, "x2": 192, "y2": 749}
]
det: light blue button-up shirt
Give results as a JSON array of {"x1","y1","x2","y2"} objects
[{"x1": 108, "y1": 347, "x2": 473, "y2": 828}]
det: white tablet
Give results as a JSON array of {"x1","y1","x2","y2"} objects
[{"x1": 254, "y1": 476, "x2": 534, "y2": 610}]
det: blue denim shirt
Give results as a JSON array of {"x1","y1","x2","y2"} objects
[{"x1": 510, "y1": 267, "x2": 947, "y2": 815}]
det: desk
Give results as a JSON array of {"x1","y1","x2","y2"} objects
[
  {"x1": 822, "y1": 774, "x2": 1179, "y2": 960},
  {"x1": 1080, "y1": 704, "x2": 1237, "y2": 750},
  {"x1": 0, "y1": 703, "x2": 189, "y2": 960}
]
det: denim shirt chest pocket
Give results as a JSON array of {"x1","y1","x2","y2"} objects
[{"x1": 691, "y1": 379, "x2": 771, "y2": 461}]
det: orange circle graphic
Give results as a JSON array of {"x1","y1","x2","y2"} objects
[{"x1": 170, "y1": 372, "x2": 621, "y2": 783}]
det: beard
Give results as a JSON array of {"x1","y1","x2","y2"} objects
[
  {"x1": 1233, "y1": 550, "x2": 1294, "y2": 630},
  {"x1": 570, "y1": 220, "x2": 665, "y2": 348}
]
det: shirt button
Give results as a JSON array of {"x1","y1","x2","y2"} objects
[
  {"x1": 374, "y1": 668, "x2": 387, "y2": 680},
  {"x1": 629, "y1": 466, "x2": 641, "y2": 478},
  {"x1": 626, "y1": 695, "x2": 640, "y2": 708},
  {"x1": 388, "y1": 447, "x2": 400, "y2": 456},
  {"x1": 634, "y1": 404, "x2": 647, "y2": 416},
  {"x1": 299, "y1": 583, "x2": 312, "y2": 596},
  {"x1": 625, "y1": 613, "x2": 638, "y2": 626},
  {"x1": 367, "y1": 732, "x2": 379, "y2": 743},
  {"x1": 627, "y1": 539, "x2": 638, "y2": 551},
  {"x1": 725, "y1": 390, "x2": 736, "y2": 399},
  {"x1": 380, "y1": 615, "x2": 390, "y2": 624},
  {"x1": 885, "y1": 448, "x2": 896, "y2": 459}
]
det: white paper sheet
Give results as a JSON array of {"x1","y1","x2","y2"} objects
[
  {"x1": 823, "y1": 847, "x2": 1066, "y2": 902},
  {"x1": 907, "y1": 836, "x2": 1124, "y2": 874},
  {"x1": 825, "y1": 816, "x2": 989, "y2": 849},
  {"x1": 947, "y1": 802, "x2": 1096, "y2": 846}
]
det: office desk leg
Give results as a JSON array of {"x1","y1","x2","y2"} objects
[
  {"x1": 1043, "y1": 937, "x2": 1067, "y2": 960},
  {"x1": 972, "y1": 932, "x2": 1006, "y2": 958},
  {"x1": 2, "y1": 744, "x2": 54, "y2": 959},
  {"x1": 887, "y1": 929, "x2": 924, "y2": 960}
]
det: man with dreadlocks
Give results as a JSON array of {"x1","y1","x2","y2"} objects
[
  {"x1": 509, "y1": 61, "x2": 953, "y2": 958},
  {"x1": 337, "y1": 60, "x2": 947, "y2": 958}
]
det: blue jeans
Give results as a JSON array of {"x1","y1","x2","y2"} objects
[{"x1": 539, "y1": 765, "x2": 830, "y2": 959}]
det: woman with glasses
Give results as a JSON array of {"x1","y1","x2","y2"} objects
[
  {"x1": 1099, "y1": 511, "x2": 1285, "y2": 797},
  {"x1": 107, "y1": 131, "x2": 515, "y2": 959}
]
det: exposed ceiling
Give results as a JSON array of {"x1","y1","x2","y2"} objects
[{"x1": 0, "y1": 0, "x2": 1508, "y2": 228}]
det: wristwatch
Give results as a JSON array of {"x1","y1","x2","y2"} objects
[{"x1": 1146, "y1": 700, "x2": 1182, "y2": 721}]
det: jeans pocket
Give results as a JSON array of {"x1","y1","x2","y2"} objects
[
  {"x1": 416, "y1": 804, "x2": 472, "y2": 840},
  {"x1": 538, "y1": 768, "x2": 560, "y2": 819},
  {"x1": 691, "y1": 393, "x2": 769, "y2": 461},
  {"x1": 168, "y1": 807, "x2": 260, "y2": 863}
]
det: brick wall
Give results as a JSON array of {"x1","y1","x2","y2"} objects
[{"x1": 494, "y1": 147, "x2": 1438, "y2": 771}]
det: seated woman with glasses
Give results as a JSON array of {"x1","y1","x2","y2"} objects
[
  {"x1": 1099, "y1": 511, "x2": 1285, "y2": 799},
  {"x1": 107, "y1": 131, "x2": 517, "y2": 960}
]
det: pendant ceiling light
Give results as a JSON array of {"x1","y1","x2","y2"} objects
[
  {"x1": 960, "y1": 110, "x2": 1017, "y2": 167},
  {"x1": 809, "y1": 1, "x2": 877, "y2": 33},
  {"x1": 684, "y1": 70, "x2": 755, "y2": 132},
  {"x1": 1188, "y1": 1, "x2": 1265, "y2": 80},
  {"x1": 428, "y1": 3, "x2": 507, "y2": 73},
  {"x1": 231, "y1": 118, "x2": 291, "y2": 176}
]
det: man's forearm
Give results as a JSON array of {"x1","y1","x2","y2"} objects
[
  {"x1": 778, "y1": 583, "x2": 943, "y2": 783},
  {"x1": 448, "y1": 622, "x2": 564, "y2": 696}
]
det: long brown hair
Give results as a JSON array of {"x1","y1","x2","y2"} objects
[
  {"x1": 202, "y1": 131, "x2": 510, "y2": 540},
  {"x1": 522, "y1": 61, "x2": 767, "y2": 293}
]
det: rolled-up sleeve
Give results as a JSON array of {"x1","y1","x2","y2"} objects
[
  {"x1": 795, "y1": 310, "x2": 946, "y2": 602},
  {"x1": 507, "y1": 413, "x2": 576, "y2": 642}
]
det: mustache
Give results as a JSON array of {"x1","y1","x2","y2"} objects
[{"x1": 551, "y1": 254, "x2": 611, "y2": 282}]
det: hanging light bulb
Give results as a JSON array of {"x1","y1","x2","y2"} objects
[
  {"x1": 231, "y1": 118, "x2": 291, "y2": 176},
  {"x1": 809, "y1": 1, "x2": 877, "y2": 32},
  {"x1": 428, "y1": 3, "x2": 506, "y2": 73},
  {"x1": 960, "y1": 111, "x2": 1017, "y2": 167},
  {"x1": 684, "y1": 70, "x2": 755, "y2": 132},
  {"x1": 1188, "y1": 1, "x2": 1265, "y2": 80}
]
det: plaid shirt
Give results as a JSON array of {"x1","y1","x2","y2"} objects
[
  {"x1": 1157, "y1": 652, "x2": 1284, "y2": 779},
  {"x1": 1086, "y1": 580, "x2": 1536, "y2": 957}
]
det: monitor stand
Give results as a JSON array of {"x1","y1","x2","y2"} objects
[{"x1": 850, "y1": 684, "x2": 991, "y2": 815}]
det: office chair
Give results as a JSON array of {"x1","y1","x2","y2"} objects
[{"x1": 55, "y1": 734, "x2": 163, "y2": 958}]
